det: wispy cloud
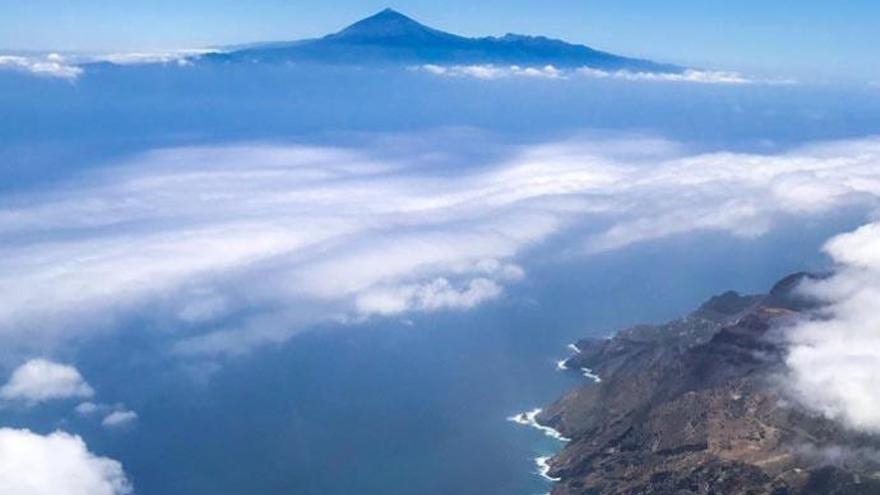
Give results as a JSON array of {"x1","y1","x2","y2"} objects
[
  {"x1": 576, "y1": 67, "x2": 786, "y2": 85},
  {"x1": 1, "y1": 135, "x2": 880, "y2": 357},
  {"x1": 74, "y1": 401, "x2": 138, "y2": 430},
  {"x1": 419, "y1": 64, "x2": 563, "y2": 80},
  {"x1": 416, "y1": 64, "x2": 792, "y2": 85},
  {"x1": 102, "y1": 409, "x2": 138, "y2": 429}
]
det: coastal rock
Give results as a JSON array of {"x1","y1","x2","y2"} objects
[{"x1": 542, "y1": 275, "x2": 880, "y2": 494}]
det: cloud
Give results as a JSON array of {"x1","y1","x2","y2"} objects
[
  {"x1": 0, "y1": 428, "x2": 131, "y2": 495},
  {"x1": 419, "y1": 64, "x2": 563, "y2": 80},
  {"x1": 576, "y1": 67, "x2": 779, "y2": 85},
  {"x1": 417, "y1": 64, "x2": 791, "y2": 85},
  {"x1": 2, "y1": 135, "x2": 880, "y2": 356},
  {"x1": 0, "y1": 359, "x2": 94, "y2": 404},
  {"x1": 0, "y1": 53, "x2": 790, "y2": 86},
  {"x1": 102, "y1": 409, "x2": 138, "y2": 429},
  {"x1": 355, "y1": 277, "x2": 503, "y2": 315},
  {"x1": 0, "y1": 49, "x2": 215, "y2": 80},
  {"x1": 784, "y1": 222, "x2": 880, "y2": 433},
  {"x1": 0, "y1": 53, "x2": 82, "y2": 80},
  {"x1": 92, "y1": 49, "x2": 212, "y2": 66},
  {"x1": 75, "y1": 402, "x2": 100, "y2": 415},
  {"x1": 73, "y1": 402, "x2": 137, "y2": 428}
]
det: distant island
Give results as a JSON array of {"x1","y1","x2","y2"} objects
[
  {"x1": 205, "y1": 8, "x2": 683, "y2": 74},
  {"x1": 535, "y1": 273, "x2": 880, "y2": 494}
]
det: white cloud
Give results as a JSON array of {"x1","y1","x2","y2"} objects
[
  {"x1": 74, "y1": 402, "x2": 100, "y2": 415},
  {"x1": 0, "y1": 359, "x2": 94, "y2": 404},
  {"x1": 73, "y1": 402, "x2": 137, "y2": 427},
  {"x1": 0, "y1": 428, "x2": 131, "y2": 495},
  {"x1": 1, "y1": 135, "x2": 880, "y2": 356},
  {"x1": 356, "y1": 277, "x2": 502, "y2": 315},
  {"x1": 92, "y1": 49, "x2": 212, "y2": 66},
  {"x1": 417, "y1": 64, "x2": 792, "y2": 85},
  {"x1": 102, "y1": 409, "x2": 138, "y2": 428},
  {"x1": 419, "y1": 64, "x2": 563, "y2": 80},
  {"x1": 0, "y1": 49, "x2": 215, "y2": 80},
  {"x1": 576, "y1": 67, "x2": 766, "y2": 85},
  {"x1": 0, "y1": 54, "x2": 82, "y2": 80},
  {"x1": 784, "y1": 222, "x2": 880, "y2": 433}
]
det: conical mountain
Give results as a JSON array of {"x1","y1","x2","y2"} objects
[
  {"x1": 328, "y1": 8, "x2": 461, "y2": 43},
  {"x1": 211, "y1": 9, "x2": 682, "y2": 73}
]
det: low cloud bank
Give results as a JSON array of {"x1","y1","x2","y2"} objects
[
  {"x1": 0, "y1": 50, "x2": 213, "y2": 80},
  {"x1": 577, "y1": 67, "x2": 767, "y2": 85},
  {"x1": 0, "y1": 54, "x2": 82, "y2": 80},
  {"x1": 420, "y1": 63, "x2": 563, "y2": 80},
  {"x1": 93, "y1": 49, "x2": 211, "y2": 66},
  {"x1": 1, "y1": 135, "x2": 880, "y2": 357},
  {"x1": 417, "y1": 64, "x2": 791, "y2": 85},
  {"x1": 0, "y1": 53, "x2": 787, "y2": 86},
  {"x1": 0, "y1": 428, "x2": 131, "y2": 495}
]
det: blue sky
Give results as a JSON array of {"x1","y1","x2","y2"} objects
[{"x1": 1, "y1": 0, "x2": 877, "y2": 80}]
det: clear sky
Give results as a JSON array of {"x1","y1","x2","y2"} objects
[{"x1": 2, "y1": 0, "x2": 878, "y2": 80}]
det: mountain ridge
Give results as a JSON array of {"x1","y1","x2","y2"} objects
[{"x1": 206, "y1": 9, "x2": 683, "y2": 73}]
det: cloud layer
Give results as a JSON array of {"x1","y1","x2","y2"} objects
[
  {"x1": 417, "y1": 64, "x2": 786, "y2": 85},
  {"x1": 0, "y1": 53, "x2": 788, "y2": 86},
  {"x1": 0, "y1": 428, "x2": 131, "y2": 495},
  {"x1": 420, "y1": 64, "x2": 563, "y2": 80},
  {"x1": 0, "y1": 54, "x2": 82, "y2": 80},
  {"x1": 1, "y1": 135, "x2": 880, "y2": 357},
  {"x1": 0, "y1": 50, "x2": 214, "y2": 80}
]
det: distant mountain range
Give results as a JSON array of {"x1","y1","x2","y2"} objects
[{"x1": 206, "y1": 9, "x2": 682, "y2": 73}]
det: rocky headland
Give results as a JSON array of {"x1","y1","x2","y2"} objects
[{"x1": 538, "y1": 273, "x2": 880, "y2": 494}]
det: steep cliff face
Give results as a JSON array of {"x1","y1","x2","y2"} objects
[{"x1": 540, "y1": 274, "x2": 880, "y2": 494}]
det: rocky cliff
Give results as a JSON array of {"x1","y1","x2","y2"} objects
[{"x1": 540, "y1": 273, "x2": 880, "y2": 494}]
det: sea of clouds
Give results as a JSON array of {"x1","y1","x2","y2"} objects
[
  {"x1": 2, "y1": 134, "x2": 880, "y2": 357},
  {"x1": 3, "y1": 132, "x2": 880, "y2": 492}
]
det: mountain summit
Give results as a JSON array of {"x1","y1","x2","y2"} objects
[
  {"x1": 210, "y1": 9, "x2": 682, "y2": 73},
  {"x1": 328, "y1": 8, "x2": 458, "y2": 43}
]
